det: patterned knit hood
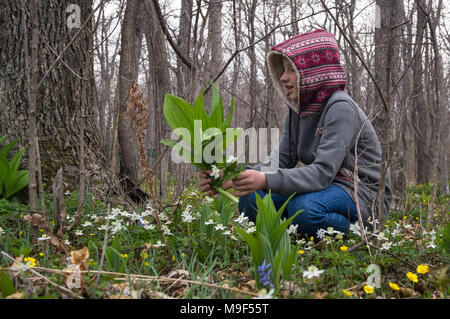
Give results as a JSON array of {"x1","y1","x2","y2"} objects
[{"x1": 267, "y1": 29, "x2": 347, "y2": 116}]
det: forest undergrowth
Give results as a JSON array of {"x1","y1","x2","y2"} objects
[{"x1": 0, "y1": 177, "x2": 448, "y2": 299}]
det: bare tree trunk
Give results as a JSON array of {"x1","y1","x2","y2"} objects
[
  {"x1": 143, "y1": 0, "x2": 172, "y2": 197},
  {"x1": 27, "y1": 0, "x2": 40, "y2": 242},
  {"x1": 412, "y1": 0, "x2": 430, "y2": 184},
  {"x1": 247, "y1": 0, "x2": 257, "y2": 127},
  {"x1": 176, "y1": 0, "x2": 193, "y2": 98},
  {"x1": 117, "y1": 0, "x2": 143, "y2": 194}
]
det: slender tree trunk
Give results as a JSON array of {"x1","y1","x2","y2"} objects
[
  {"x1": 143, "y1": 0, "x2": 172, "y2": 197},
  {"x1": 412, "y1": 0, "x2": 430, "y2": 184},
  {"x1": 117, "y1": 0, "x2": 143, "y2": 192}
]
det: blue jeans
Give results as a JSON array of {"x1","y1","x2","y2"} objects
[{"x1": 238, "y1": 184, "x2": 358, "y2": 238}]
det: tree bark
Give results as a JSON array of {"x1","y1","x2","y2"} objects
[
  {"x1": 117, "y1": 0, "x2": 144, "y2": 194},
  {"x1": 412, "y1": 0, "x2": 430, "y2": 184},
  {"x1": 143, "y1": 0, "x2": 172, "y2": 197},
  {"x1": 0, "y1": 0, "x2": 134, "y2": 211}
]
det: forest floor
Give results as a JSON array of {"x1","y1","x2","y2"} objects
[{"x1": 0, "y1": 178, "x2": 449, "y2": 300}]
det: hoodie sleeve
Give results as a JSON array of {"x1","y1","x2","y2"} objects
[
  {"x1": 265, "y1": 101, "x2": 360, "y2": 195},
  {"x1": 246, "y1": 111, "x2": 295, "y2": 172}
]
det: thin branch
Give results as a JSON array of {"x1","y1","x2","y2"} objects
[{"x1": 150, "y1": 0, "x2": 192, "y2": 69}]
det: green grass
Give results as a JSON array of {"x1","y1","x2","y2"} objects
[{"x1": 0, "y1": 180, "x2": 448, "y2": 299}]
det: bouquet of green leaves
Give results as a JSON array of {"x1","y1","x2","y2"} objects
[{"x1": 161, "y1": 84, "x2": 243, "y2": 203}]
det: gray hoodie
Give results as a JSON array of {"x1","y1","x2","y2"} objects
[{"x1": 250, "y1": 29, "x2": 391, "y2": 224}]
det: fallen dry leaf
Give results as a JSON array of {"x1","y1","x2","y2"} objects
[
  {"x1": 6, "y1": 292, "x2": 24, "y2": 299},
  {"x1": 69, "y1": 247, "x2": 89, "y2": 271}
]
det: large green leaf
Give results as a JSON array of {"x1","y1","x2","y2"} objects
[
  {"x1": 0, "y1": 139, "x2": 19, "y2": 158},
  {"x1": 209, "y1": 83, "x2": 224, "y2": 128},
  {"x1": 8, "y1": 148, "x2": 24, "y2": 177},
  {"x1": 220, "y1": 97, "x2": 235, "y2": 131},
  {"x1": 5, "y1": 170, "x2": 29, "y2": 199},
  {"x1": 0, "y1": 270, "x2": 16, "y2": 298},
  {"x1": 193, "y1": 90, "x2": 211, "y2": 129},
  {"x1": 163, "y1": 94, "x2": 195, "y2": 135},
  {"x1": 269, "y1": 209, "x2": 302, "y2": 253},
  {"x1": 235, "y1": 228, "x2": 264, "y2": 266}
]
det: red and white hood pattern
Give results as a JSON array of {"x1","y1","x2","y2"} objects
[{"x1": 267, "y1": 29, "x2": 347, "y2": 116}]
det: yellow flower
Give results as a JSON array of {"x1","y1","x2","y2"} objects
[
  {"x1": 297, "y1": 250, "x2": 305, "y2": 255},
  {"x1": 363, "y1": 285, "x2": 374, "y2": 294},
  {"x1": 406, "y1": 272, "x2": 418, "y2": 283},
  {"x1": 172, "y1": 255, "x2": 176, "y2": 261},
  {"x1": 120, "y1": 253, "x2": 128, "y2": 259},
  {"x1": 389, "y1": 282, "x2": 400, "y2": 291},
  {"x1": 416, "y1": 264, "x2": 429, "y2": 274},
  {"x1": 340, "y1": 246, "x2": 348, "y2": 252},
  {"x1": 144, "y1": 261, "x2": 150, "y2": 266},
  {"x1": 337, "y1": 235, "x2": 343, "y2": 240},
  {"x1": 24, "y1": 257, "x2": 37, "y2": 267},
  {"x1": 342, "y1": 289, "x2": 352, "y2": 296},
  {"x1": 309, "y1": 236, "x2": 314, "y2": 241},
  {"x1": 39, "y1": 253, "x2": 44, "y2": 257}
]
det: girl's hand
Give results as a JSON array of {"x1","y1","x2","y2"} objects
[
  {"x1": 230, "y1": 170, "x2": 268, "y2": 197},
  {"x1": 199, "y1": 170, "x2": 232, "y2": 196}
]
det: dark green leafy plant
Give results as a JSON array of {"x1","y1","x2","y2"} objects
[
  {"x1": 161, "y1": 84, "x2": 242, "y2": 203},
  {"x1": 235, "y1": 191, "x2": 303, "y2": 293},
  {"x1": 0, "y1": 135, "x2": 29, "y2": 199}
]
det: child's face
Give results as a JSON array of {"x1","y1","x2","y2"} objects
[{"x1": 279, "y1": 57, "x2": 299, "y2": 103}]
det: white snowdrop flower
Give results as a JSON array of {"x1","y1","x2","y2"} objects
[
  {"x1": 253, "y1": 288, "x2": 275, "y2": 299},
  {"x1": 302, "y1": 265, "x2": 324, "y2": 279},
  {"x1": 403, "y1": 224, "x2": 412, "y2": 230},
  {"x1": 296, "y1": 238, "x2": 307, "y2": 245},
  {"x1": 64, "y1": 191, "x2": 71, "y2": 196},
  {"x1": 210, "y1": 165, "x2": 220, "y2": 179},
  {"x1": 326, "y1": 227, "x2": 334, "y2": 234},
  {"x1": 317, "y1": 228, "x2": 327, "y2": 239},
  {"x1": 287, "y1": 224, "x2": 298, "y2": 235},
  {"x1": 159, "y1": 212, "x2": 169, "y2": 221},
  {"x1": 226, "y1": 155, "x2": 238, "y2": 163},
  {"x1": 205, "y1": 196, "x2": 214, "y2": 203},
  {"x1": 214, "y1": 223, "x2": 225, "y2": 231},
  {"x1": 182, "y1": 212, "x2": 195, "y2": 223},
  {"x1": 376, "y1": 231, "x2": 389, "y2": 241},
  {"x1": 97, "y1": 225, "x2": 107, "y2": 231},
  {"x1": 222, "y1": 230, "x2": 232, "y2": 236},
  {"x1": 37, "y1": 235, "x2": 51, "y2": 241},
  {"x1": 153, "y1": 240, "x2": 165, "y2": 247},
  {"x1": 129, "y1": 213, "x2": 141, "y2": 221},
  {"x1": 64, "y1": 240, "x2": 71, "y2": 245},
  {"x1": 426, "y1": 242, "x2": 437, "y2": 249},
  {"x1": 380, "y1": 242, "x2": 392, "y2": 250},
  {"x1": 234, "y1": 213, "x2": 249, "y2": 224},
  {"x1": 205, "y1": 219, "x2": 215, "y2": 225},
  {"x1": 349, "y1": 223, "x2": 362, "y2": 236},
  {"x1": 143, "y1": 224, "x2": 155, "y2": 230},
  {"x1": 75, "y1": 229, "x2": 83, "y2": 236},
  {"x1": 0, "y1": 227, "x2": 4, "y2": 236},
  {"x1": 105, "y1": 215, "x2": 116, "y2": 221},
  {"x1": 141, "y1": 209, "x2": 153, "y2": 217},
  {"x1": 230, "y1": 235, "x2": 238, "y2": 241},
  {"x1": 162, "y1": 224, "x2": 172, "y2": 236},
  {"x1": 81, "y1": 221, "x2": 93, "y2": 227},
  {"x1": 246, "y1": 226, "x2": 256, "y2": 233}
]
